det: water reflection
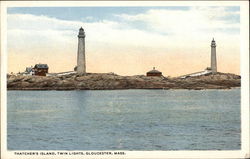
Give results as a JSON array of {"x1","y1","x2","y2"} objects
[{"x1": 7, "y1": 89, "x2": 240, "y2": 150}]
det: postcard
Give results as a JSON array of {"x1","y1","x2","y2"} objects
[{"x1": 1, "y1": 1, "x2": 249, "y2": 159}]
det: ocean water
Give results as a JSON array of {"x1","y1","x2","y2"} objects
[{"x1": 7, "y1": 89, "x2": 240, "y2": 150}]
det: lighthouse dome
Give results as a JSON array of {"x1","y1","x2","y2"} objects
[{"x1": 78, "y1": 27, "x2": 85, "y2": 38}]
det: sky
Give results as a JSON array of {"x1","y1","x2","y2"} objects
[{"x1": 7, "y1": 6, "x2": 240, "y2": 76}]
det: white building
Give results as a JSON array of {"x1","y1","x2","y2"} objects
[
  {"x1": 46, "y1": 71, "x2": 76, "y2": 77},
  {"x1": 20, "y1": 66, "x2": 34, "y2": 76},
  {"x1": 179, "y1": 67, "x2": 212, "y2": 79}
]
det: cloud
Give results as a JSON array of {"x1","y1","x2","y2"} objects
[
  {"x1": 116, "y1": 7, "x2": 240, "y2": 36},
  {"x1": 7, "y1": 7, "x2": 240, "y2": 76},
  {"x1": 8, "y1": 6, "x2": 240, "y2": 49}
]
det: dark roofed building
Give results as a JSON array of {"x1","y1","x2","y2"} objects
[
  {"x1": 34, "y1": 64, "x2": 49, "y2": 76},
  {"x1": 146, "y1": 67, "x2": 162, "y2": 77}
]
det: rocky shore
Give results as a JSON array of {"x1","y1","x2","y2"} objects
[{"x1": 7, "y1": 72, "x2": 240, "y2": 90}]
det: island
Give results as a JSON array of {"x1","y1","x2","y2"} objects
[{"x1": 7, "y1": 72, "x2": 240, "y2": 90}]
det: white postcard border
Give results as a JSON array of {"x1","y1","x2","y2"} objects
[{"x1": 1, "y1": 1, "x2": 249, "y2": 159}]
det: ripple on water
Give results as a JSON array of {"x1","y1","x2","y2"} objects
[{"x1": 7, "y1": 89, "x2": 241, "y2": 150}]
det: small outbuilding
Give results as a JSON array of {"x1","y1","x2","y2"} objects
[
  {"x1": 21, "y1": 66, "x2": 34, "y2": 76},
  {"x1": 146, "y1": 67, "x2": 162, "y2": 77},
  {"x1": 34, "y1": 64, "x2": 49, "y2": 76}
]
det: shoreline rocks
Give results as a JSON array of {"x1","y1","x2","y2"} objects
[{"x1": 7, "y1": 72, "x2": 241, "y2": 90}]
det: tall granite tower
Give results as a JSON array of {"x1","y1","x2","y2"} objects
[
  {"x1": 211, "y1": 38, "x2": 217, "y2": 73},
  {"x1": 77, "y1": 27, "x2": 86, "y2": 74}
]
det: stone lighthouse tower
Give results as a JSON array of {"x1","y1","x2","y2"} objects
[
  {"x1": 211, "y1": 38, "x2": 217, "y2": 73},
  {"x1": 77, "y1": 27, "x2": 86, "y2": 75}
]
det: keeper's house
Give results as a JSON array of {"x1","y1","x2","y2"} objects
[
  {"x1": 146, "y1": 67, "x2": 162, "y2": 77},
  {"x1": 34, "y1": 64, "x2": 49, "y2": 76}
]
